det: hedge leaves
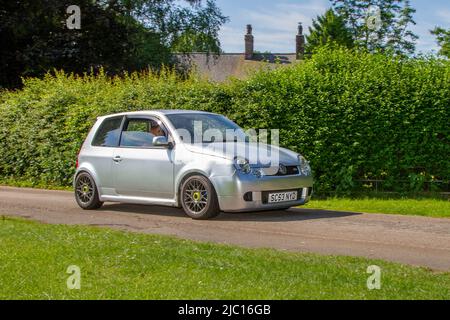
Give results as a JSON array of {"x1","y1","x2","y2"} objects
[{"x1": 0, "y1": 48, "x2": 448, "y2": 194}]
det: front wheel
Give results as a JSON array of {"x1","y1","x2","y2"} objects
[
  {"x1": 180, "y1": 175, "x2": 220, "y2": 219},
  {"x1": 75, "y1": 172, "x2": 103, "y2": 210}
]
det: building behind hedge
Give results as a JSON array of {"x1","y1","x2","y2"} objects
[{"x1": 174, "y1": 24, "x2": 305, "y2": 82}]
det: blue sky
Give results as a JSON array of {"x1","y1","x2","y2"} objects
[{"x1": 215, "y1": 0, "x2": 450, "y2": 54}]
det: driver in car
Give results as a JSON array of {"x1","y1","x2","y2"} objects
[{"x1": 150, "y1": 120, "x2": 165, "y2": 137}]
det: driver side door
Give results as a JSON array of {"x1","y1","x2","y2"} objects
[{"x1": 112, "y1": 116, "x2": 175, "y2": 200}]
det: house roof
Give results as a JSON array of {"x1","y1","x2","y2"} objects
[{"x1": 174, "y1": 53, "x2": 300, "y2": 82}]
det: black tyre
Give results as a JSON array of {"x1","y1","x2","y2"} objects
[
  {"x1": 75, "y1": 172, "x2": 103, "y2": 210},
  {"x1": 180, "y1": 175, "x2": 220, "y2": 219}
]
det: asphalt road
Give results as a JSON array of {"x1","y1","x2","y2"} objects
[{"x1": 1, "y1": 186, "x2": 450, "y2": 271}]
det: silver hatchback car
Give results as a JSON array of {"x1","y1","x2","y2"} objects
[{"x1": 74, "y1": 110, "x2": 313, "y2": 219}]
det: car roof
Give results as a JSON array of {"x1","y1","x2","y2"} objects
[{"x1": 99, "y1": 110, "x2": 216, "y2": 119}]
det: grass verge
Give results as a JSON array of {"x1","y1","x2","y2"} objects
[
  {"x1": 305, "y1": 198, "x2": 450, "y2": 218},
  {"x1": 0, "y1": 216, "x2": 449, "y2": 300},
  {"x1": 0, "y1": 179, "x2": 72, "y2": 191}
]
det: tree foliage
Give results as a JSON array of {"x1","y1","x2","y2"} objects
[
  {"x1": 0, "y1": 49, "x2": 448, "y2": 194},
  {"x1": 431, "y1": 27, "x2": 450, "y2": 59},
  {"x1": 305, "y1": 9, "x2": 354, "y2": 54},
  {"x1": 107, "y1": 0, "x2": 228, "y2": 52},
  {"x1": 331, "y1": 0, "x2": 418, "y2": 55},
  {"x1": 0, "y1": 0, "x2": 228, "y2": 88}
]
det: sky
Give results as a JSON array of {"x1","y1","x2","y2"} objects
[{"x1": 214, "y1": 0, "x2": 450, "y2": 54}]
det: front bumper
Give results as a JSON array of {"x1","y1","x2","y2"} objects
[{"x1": 211, "y1": 172, "x2": 313, "y2": 212}]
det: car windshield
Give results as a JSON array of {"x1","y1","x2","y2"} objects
[{"x1": 166, "y1": 113, "x2": 248, "y2": 144}]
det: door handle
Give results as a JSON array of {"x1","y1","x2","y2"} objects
[{"x1": 113, "y1": 156, "x2": 122, "y2": 163}]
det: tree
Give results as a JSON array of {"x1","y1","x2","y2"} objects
[
  {"x1": 386, "y1": 0, "x2": 418, "y2": 55},
  {"x1": 0, "y1": 0, "x2": 165, "y2": 88},
  {"x1": 431, "y1": 27, "x2": 450, "y2": 58},
  {"x1": 331, "y1": 0, "x2": 418, "y2": 55},
  {"x1": 305, "y1": 9, "x2": 354, "y2": 54},
  {"x1": 0, "y1": 0, "x2": 228, "y2": 88},
  {"x1": 113, "y1": 0, "x2": 228, "y2": 53},
  {"x1": 171, "y1": 30, "x2": 223, "y2": 53}
]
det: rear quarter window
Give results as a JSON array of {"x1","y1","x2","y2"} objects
[{"x1": 92, "y1": 116, "x2": 123, "y2": 147}]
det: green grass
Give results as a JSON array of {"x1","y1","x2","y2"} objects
[
  {"x1": 305, "y1": 198, "x2": 450, "y2": 218},
  {"x1": 0, "y1": 179, "x2": 72, "y2": 191},
  {"x1": 0, "y1": 217, "x2": 449, "y2": 300}
]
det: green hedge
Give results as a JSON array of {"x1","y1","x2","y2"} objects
[{"x1": 0, "y1": 48, "x2": 449, "y2": 194}]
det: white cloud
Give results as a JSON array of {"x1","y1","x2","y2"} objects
[
  {"x1": 219, "y1": 0, "x2": 447, "y2": 54},
  {"x1": 220, "y1": 0, "x2": 329, "y2": 53},
  {"x1": 416, "y1": 8, "x2": 450, "y2": 54},
  {"x1": 436, "y1": 9, "x2": 450, "y2": 23},
  {"x1": 219, "y1": 25, "x2": 243, "y2": 49},
  {"x1": 411, "y1": 20, "x2": 435, "y2": 53}
]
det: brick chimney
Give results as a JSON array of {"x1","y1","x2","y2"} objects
[
  {"x1": 245, "y1": 24, "x2": 254, "y2": 60},
  {"x1": 296, "y1": 22, "x2": 305, "y2": 60}
]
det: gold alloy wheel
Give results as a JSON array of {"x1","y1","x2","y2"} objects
[
  {"x1": 183, "y1": 178, "x2": 208, "y2": 214},
  {"x1": 76, "y1": 175, "x2": 94, "y2": 204}
]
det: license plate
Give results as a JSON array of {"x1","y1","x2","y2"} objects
[{"x1": 268, "y1": 191, "x2": 298, "y2": 203}]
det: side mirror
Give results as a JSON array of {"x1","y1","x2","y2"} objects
[{"x1": 153, "y1": 136, "x2": 173, "y2": 149}]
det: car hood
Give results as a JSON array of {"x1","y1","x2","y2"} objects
[{"x1": 184, "y1": 142, "x2": 300, "y2": 166}]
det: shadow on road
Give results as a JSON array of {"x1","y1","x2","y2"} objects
[
  {"x1": 219, "y1": 208, "x2": 362, "y2": 222},
  {"x1": 99, "y1": 203, "x2": 361, "y2": 222}
]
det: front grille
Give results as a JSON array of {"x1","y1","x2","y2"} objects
[{"x1": 274, "y1": 165, "x2": 299, "y2": 176}]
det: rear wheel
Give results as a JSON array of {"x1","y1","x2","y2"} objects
[
  {"x1": 75, "y1": 172, "x2": 103, "y2": 210},
  {"x1": 180, "y1": 175, "x2": 220, "y2": 219}
]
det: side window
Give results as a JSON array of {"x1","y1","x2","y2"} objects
[
  {"x1": 120, "y1": 118, "x2": 167, "y2": 148},
  {"x1": 126, "y1": 120, "x2": 149, "y2": 132},
  {"x1": 92, "y1": 117, "x2": 123, "y2": 147}
]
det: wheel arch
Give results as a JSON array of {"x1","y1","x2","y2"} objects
[
  {"x1": 73, "y1": 165, "x2": 101, "y2": 195},
  {"x1": 175, "y1": 170, "x2": 218, "y2": 208}
]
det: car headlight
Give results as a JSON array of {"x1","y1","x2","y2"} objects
[
  {"x1": 234, "y1": 156, "x2": 251, "y2": 174},
  {"x1": 298, "y1": 155, "x2": 311, "y2": 176},
  {"x1": 251, "y1": 167, "x2": 263, "y2": 178}
]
